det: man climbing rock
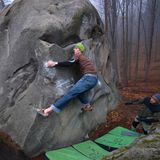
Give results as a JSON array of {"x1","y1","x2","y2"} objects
[
  {"x1": 37, "y1": 42, "x2": 98, "y2": 116},
  {"x1": 125, "y1": 93, "x2": 160, "y2": 134}
]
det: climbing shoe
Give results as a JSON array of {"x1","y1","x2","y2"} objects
[{"x1": 81, "y1": 104, "x2": 93, "y2": 112}]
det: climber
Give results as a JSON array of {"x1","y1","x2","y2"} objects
[
  {"x1": 125, "y1": 93, "x2": 160, "y2": 134},
  {"x1": 37, "y1": 42, "x2": 98, "y2": 117}
]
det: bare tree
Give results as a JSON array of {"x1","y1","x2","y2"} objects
[
  {"x1": 104, "y1": 0, "x2": 109, "y2": 35},
  {"x1": 135, "y1": 0, "x2": 142, "y2": 80},
  {"x1": 0, "y1": 0, "x2": 5, "y2": 10},
  {"x1": 103, "y1": 0, "x2": 160, "y2": 84},
  {"x1": 125, "y1": 0, "x2": 129, "y2": 84},
  {"x1": 144, "y1": 0, "x2": 157, "y2": 81},
  {"x1": 107, "y1": 0, "x2": 119, "y2": 77},
  {"x1": 128, "y1": 0, "x2": 134, "y2": 80},
  {"x1": 154, "y1": 23, "x2": 159, "y2": 61},
  {"x1": 121, "y1": 0, "x2": 128, "y2": 85}
]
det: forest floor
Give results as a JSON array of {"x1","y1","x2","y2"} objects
[
  {"x1": 33, "y1": 81, "x2": 160, "y2": 160},
  {"x1": 89, "y1": 81, "x2": 160, "y2": 139}
]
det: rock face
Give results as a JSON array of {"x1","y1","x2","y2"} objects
[{"x1": 0, "y1": 0, "x2": 118, "y2": 157}]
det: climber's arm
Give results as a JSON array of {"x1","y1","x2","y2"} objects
[
  {"x1": 125, "y1": 98, "x2": 144, "y2": 106},
  {"x1": 46, "y1": 58, "x2": 76, "y2": 68}
]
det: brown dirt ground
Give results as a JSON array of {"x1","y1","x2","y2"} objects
[
  {"x1": 32, "y1": 81, "x2": 160, "y2": 160},
  {"x1": 89, "y1": 81, "x2": 160, "y2": 139}
]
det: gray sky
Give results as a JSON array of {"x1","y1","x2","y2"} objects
[
  {"x1": 4, "y1": 0, "x2": 14, "y2": 5},
  {"x1": 89, "y1": 0, "x2": 105, "y2": 24}
]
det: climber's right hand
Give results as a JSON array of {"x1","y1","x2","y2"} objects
[{"x1": 47, "y1": 60, "x2": 58, "y2": 67}]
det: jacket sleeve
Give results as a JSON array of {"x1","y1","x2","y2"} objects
[
  {"x1": 125, "y1": 98, "x2": 144, "y2": 105},
  {"x1": 56, "y1": 58, "x2": 77, "y2": 67}
]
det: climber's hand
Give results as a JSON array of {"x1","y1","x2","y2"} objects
[{"x1": 47, "y1": 60, "x2": 58, "y2": 67}]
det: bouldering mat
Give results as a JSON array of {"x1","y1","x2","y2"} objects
[
  {"x1": 45, "y1": 146, "x2": 90, "y2": 160},
  {"x1": 73, "y1": 140, "x2": 109, "y2": 160},
  {"x1": 95, "y1": 126, "x2": 139, "y2": 148}
]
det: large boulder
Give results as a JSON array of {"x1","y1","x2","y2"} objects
[{"x1": 0, "y1": 0, "x2": 118, "y2": 157}]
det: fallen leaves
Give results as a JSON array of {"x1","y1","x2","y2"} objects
[{"x1": 89, "y1": 81, "x2": 160, "y2": 139}]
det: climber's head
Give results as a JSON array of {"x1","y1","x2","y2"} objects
[{"x1": 73, "y1": 42, "x2": 85, "y2": 60}]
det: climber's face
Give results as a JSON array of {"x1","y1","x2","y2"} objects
[{"x1": 73, "y1": 48, "x2": 81, "y2": 60}]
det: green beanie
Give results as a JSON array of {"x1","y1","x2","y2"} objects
[{"x1": 75, "y1": 42, "x2": 85, "y2": 52}]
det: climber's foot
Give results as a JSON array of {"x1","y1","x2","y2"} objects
[
  {"x1": 81, "y1": 104, "x2": 93, "y2": 112},
  {"x1": 35, "y1": 108, "x2": 49, "y2": 117}
]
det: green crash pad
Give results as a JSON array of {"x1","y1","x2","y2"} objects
[
  {"x1": 108, "y1": 126, "x2": 140, "y2": 137},
  {"x1": 73, "y1": 140, "x2": 109, "y2": 160},
  {"x1": 95, "y1": 126, "x2": 139, "y2": 148},
  {"x1": 45, "y1": 146, "x2": 90, "y2": 160},
  {"x1": 45, "y1": 126, "x2": 141, "y2": 160}
]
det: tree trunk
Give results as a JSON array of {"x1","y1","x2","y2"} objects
[
  {"x1": 144, "y1": 0, "x2": 157, "y2": 81},
  {"x1": 104, "y1": 0, "x2": 108, "y2": 35},
  {"x1": 107, "y1": 0, "x2": 118, "y2": 80},
  {"x1": 128, "y1": 0, "x2": 133, "y2": 80},
  {"x1": 135, "y1": 0, "x2": 142, "y2": 80},
  {"x1": 0, "y1": 0, "x2": 5, "y2": 9},
  {"x1": 125, "y1": 0, "x2": 129, "y2": 85},
  {"x1": 121, "y1": 0, "x2": 127, "y2": 85}
]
